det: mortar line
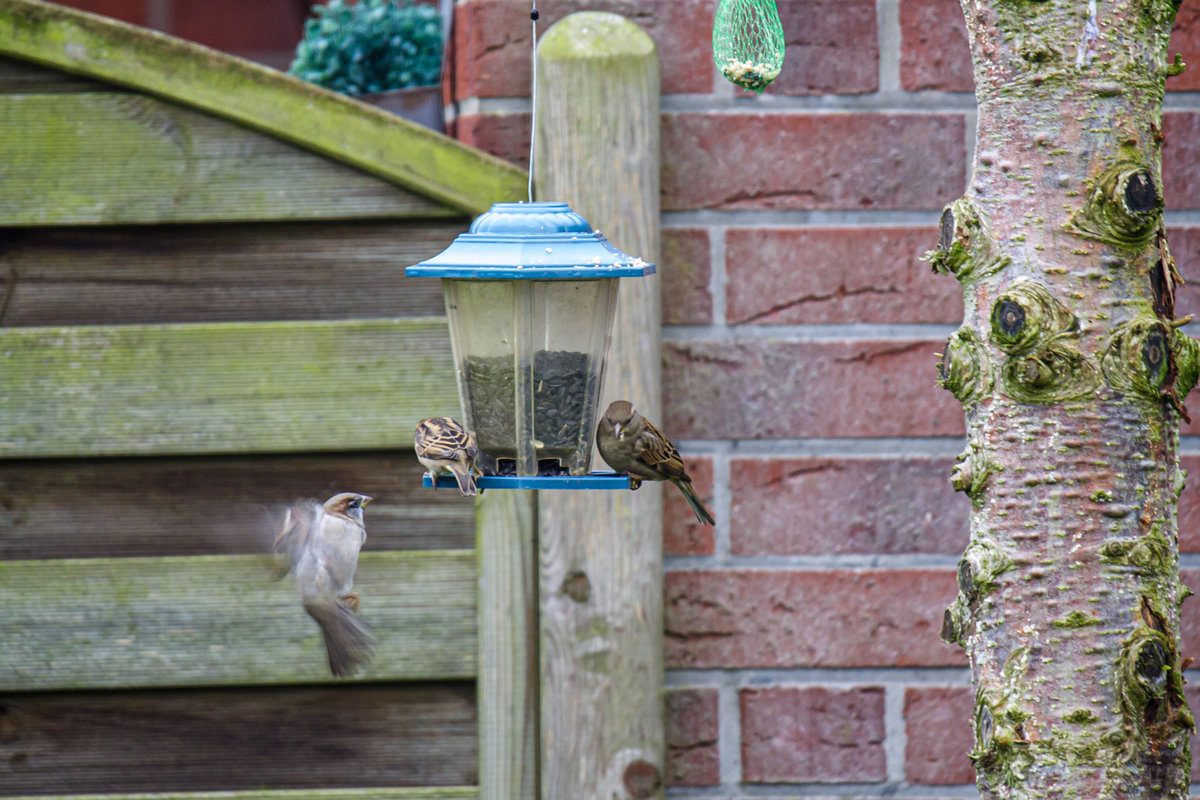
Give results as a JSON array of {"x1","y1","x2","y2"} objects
[
  {"x1": 718, "y1": 671, "x2": 743, "y2": 789},
  {"x1": 664, "y1": 553, "x2": 962, "y2": 570},
  {"x1": 877, "y1": 0, "x2": 901, "y2": 94},
  {"x1": 710, "y1": 221, "x2": 728, "y2": 329},
  {"x1": 662, "y1": 209, "x2": 943, "y2": 227},
  {"x1": 663, "y1": 322, "x2": 958, "y2": 341},
  {"x1": 673, "y1": 437, "x2": 968, "y2": 457},
  {"x1": 146, "y1": 0, "x2": 171, "y2": 31},
  {"x1": 665, "y1": 667, "x2": 972, "y2": 686},
  {"x1": 713, "y1": 450, "x2": 732, "y2": 559},
  {"x1": 884, "y1": 682, "x2": 909, "y2": 783}
]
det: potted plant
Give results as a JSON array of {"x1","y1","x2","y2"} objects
[{"x1": 289, "y1": 0, "x2": 445, "y2": 132}]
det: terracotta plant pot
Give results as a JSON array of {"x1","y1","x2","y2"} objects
[{"x1": 359, "y1": 85, "x2": 444, "y2": 133}]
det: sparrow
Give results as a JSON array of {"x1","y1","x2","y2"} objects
[
  {"x1": 414, "y1": 417, "x2": 478, "y2": 496},
  {"x1": 273, "y1": 492, "x2": 376, "y2": 677},
  {"x1": 595, "y1": 400, "x2": 716, "y2": 526}
]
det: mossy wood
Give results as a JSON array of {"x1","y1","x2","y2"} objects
[
  {"x1": 0, "y1": 319, "x2": 459, "y2": 457},
  {"x1": 1, "y1": 791, "x2": 478, "y2": 800},
  {"x1": 0, "y1": 454, "x2": 473, "y2": 560},
  {"x1": 934, "y1": 1, "x2": 1198, "y2": 797},
  {"x1": 534, "y1": 14, "x2": 665, "y2": 800},
  {"x1": 476, "y1": 490, "x2": 539, "y2": 800},
  {"x1": 0, "y1": 0, "x2": 526, "y2": 215},
  {"x1": 0, "y1": 680, "x2": 476, "y2": 793},
  {"x1": 0, "y1": 549, "x2": 476, "y2": 691},
  {"x1": 1, "y1": 222, "x2": 459, "y2": 326},
  {"x1": 0, "y1": 93, "x2": 458, "y2": 226}
]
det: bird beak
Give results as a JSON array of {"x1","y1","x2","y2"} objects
[
  {"x1": 361, "y1": 496, "x2": 373, "y2": 506},
  {"x1": 613, "y1": 422, "x2": 623, "y2": 440}
]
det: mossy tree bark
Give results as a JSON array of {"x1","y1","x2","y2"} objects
[{"x1": 936, "y1": 1, "x2": 1200, "y2": 797}]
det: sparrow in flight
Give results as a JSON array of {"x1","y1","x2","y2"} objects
[
  {"x1": 596, "y1": 400, "x2": 716, "y2": 526},
  {"x1": 273, "y1": 492, "x2": 375, "y2": 677},
  {"x1": 415, "y1": 417, "x2": 478, "y2": 496}
]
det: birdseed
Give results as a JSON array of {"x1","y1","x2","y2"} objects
[
  {"x1": 720, "y1": 58, "x2": 780, "y2": 92},
  {"x1": 463, "y1": 350, "x2": 595, "y2": 474}
]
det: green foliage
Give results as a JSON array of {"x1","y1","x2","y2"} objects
[{"x1": 289, "y1": 0, "x2": 442, "y2": 96}]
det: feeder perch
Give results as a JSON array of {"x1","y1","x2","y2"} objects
[{"x1": 406, "y1": 201, "x2": 655, "y2": 489}]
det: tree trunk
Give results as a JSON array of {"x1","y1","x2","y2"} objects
[{"x1": 938, "y1": 1, "x2": 1199, "y2": 797}]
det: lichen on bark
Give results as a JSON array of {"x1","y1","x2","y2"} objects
[{"x1": 935, "y1": 1, "x2": 1197, "y2": 797}]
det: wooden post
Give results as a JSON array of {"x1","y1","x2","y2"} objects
[
  {"x1": 477, "y1": 489, "x2": 539, "y2": 800},
  {"x1": 534, "y1": 13, "x2": 663, "y2": 800}
]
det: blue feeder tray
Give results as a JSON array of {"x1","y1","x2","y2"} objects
[{"x1": 422, "y1": 471, "x2": 632, "y2": 491}]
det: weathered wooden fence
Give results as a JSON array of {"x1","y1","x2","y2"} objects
[{"x1": 0, "y1": 3, "x2": 662, "y2": 800}]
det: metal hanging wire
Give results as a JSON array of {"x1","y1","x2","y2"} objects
[{"x1": 528, "y1": 0, "x2": 539, "y2": 202}]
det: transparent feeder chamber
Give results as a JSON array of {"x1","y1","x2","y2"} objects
[{"x1": 442, "y1": 277, "x2": 619, "y2": 477}]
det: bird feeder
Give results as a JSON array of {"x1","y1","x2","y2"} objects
[{"x1": 406, "y1": 201, "x2": 655, "y2": 489}]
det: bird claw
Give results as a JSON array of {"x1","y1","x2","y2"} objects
[
  {"x1": 629, "y1": 476, "x2": 643, "y2": 491},
  {"x1": 340, "y1": 593, "x2": 361, "y2": 614}
]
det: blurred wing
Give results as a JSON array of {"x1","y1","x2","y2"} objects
[
  {"x1": 416, "y1": 418, "x2": 476, "y2": 460},
  {"x1": 272, "y1": 501, "x2": 317, "y2": 578},
  {"x1": 633, "y1": 419, "x2": 689, "y2": 482}
]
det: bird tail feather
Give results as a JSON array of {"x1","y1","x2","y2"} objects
[
  {"x1": 676, "y1": 479, "x2": 716, "y2": 526},
  {"x1": 304, "y1": 597, "x2": 376, "y2": 677},
  {"x1": 452, "y1": 465, "x2": 478, "y2": 496}
]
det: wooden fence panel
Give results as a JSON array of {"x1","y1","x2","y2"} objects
[
  {"x1": 1, "y1": 792, "x2": 478, "y2": 800},
  {"x1": 0, "y1": 684, "x2": 476, "y2": 794},
  {"x1": 0, "y1": 319, "x2": 459, "y2": 457},
  {"x1": 0, "y1": 222, "x2": 460, "y2": 327},
  {"x1": 0, "y1": 550, "x2": 476, "y2": 691},
  {"x1": 0, "y1": 454, "x2": 474, "y2": 560}
]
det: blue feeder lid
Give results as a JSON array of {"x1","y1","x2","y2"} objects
[{"x1": 405, "y1": 201, "x2": 657, "y2": 279}]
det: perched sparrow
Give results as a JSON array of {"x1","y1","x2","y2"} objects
[
  {"x1": 273, "y1": 492, "x2": 375, "y2": 677},
  {"x1": 596, "y1": 400, "x2": 716, "y2": 526},
  {"x1": 414, "y1": 417, "x2": 478, "y2": 496}
]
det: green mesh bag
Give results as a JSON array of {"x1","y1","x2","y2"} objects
[{"x1": 712, "y1": 0, "x2": 784, "y2": 93}]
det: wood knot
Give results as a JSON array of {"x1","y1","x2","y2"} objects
[
  {"x1": 622, "y1": 759, "x2": 661, "y2": 798},
  {"x1": 562, "y1": 571, "x2": 591, "y2": 603},
  {"x1": 1123, "y1": 171, "x2": 1158, "y2": 214}
]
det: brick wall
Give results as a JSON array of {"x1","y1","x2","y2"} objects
[
  {"x1": 54, "y1": 0, "x2": 1200, "y2": 795},
  {"x1": 58, "y1": 0, "x2": 314, "y2": 68},
  {"x1": 447, "y1": 0, "x2": 1200, "y2": 796}
]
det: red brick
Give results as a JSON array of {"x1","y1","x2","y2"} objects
[
  {"x1": 664, "y1": 569, "x2": 964, "y2": 668},
  {"x1": 169, "y1": 0, "x2": 306, "y2": 54},
  {"x1": 665, "y1": 455, "x2": 716, "y2": 556},
  {"x1": 730, "y1": 457, "x2": 969, "y2": 556},
  {"x1": 58, "y1": 0, "x2": 149, "y2": 24},
  {"x1": 454, "y1": 0, "x2": 712, "y2": 99},
  {"x1": 1164, "y1": 112, "x2": 1200, "y2": 210},
  {"x1": 1171, "y1": 228, "x2": 1200, "y2": 323},
  {"x1": 1179, "y1": 569, "x2": 1200, "y2": 659},
  {"x1": 454, "y1": 112, "x2": 531, "y2": 167},
  {"x1": 899, "y1": 0, "x2": 972, "y2": 92},
  {"x1": 741, "y1": 686, "x2": 886, "y2": 783},
  {"x1": 661, "y1": 113, "x2": 966, "y2": 212},
  {"x1": 662, "y1": 339, "x2": 966, "y2": 440},
  {"x1": 662, "y1": 228, "x2": 713, "y2": 326},
  {"x1": 761, "y1": 0, "x2": 878, "y2": 96},
  {"x1": 1189, "y1": 683, "x2": 1200, "y2": 778},
  {"x1": 1179, "y1": 456, "x2": 1200, "y2": 553},
  {"x1": 665, "y1": 688, "x2": 720, "y2": 786},
  {"x1": 905, "y1": 687, "x2": 975, "y2": 785},
  {"x1": 1169, "y1": 0, "x2": 1200, "y2": 92},
  {"x1": 724, "y1": 227, "x2": 962, "y2": 325}
]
